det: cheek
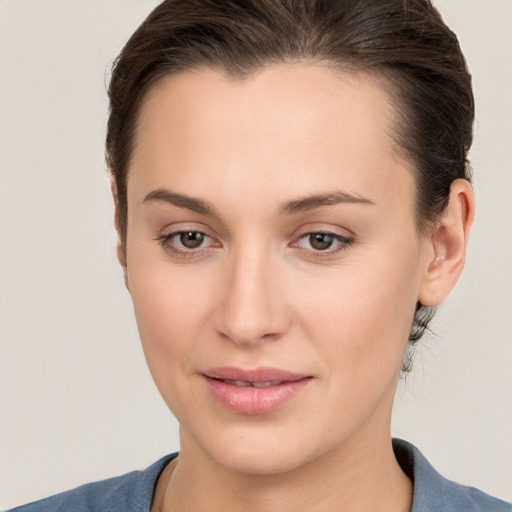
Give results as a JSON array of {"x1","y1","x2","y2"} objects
[
  {"x1": 297, "y1": 251, "x2": 420, "y2": 382},
  {"x1": 127, "y1": 257, "x2": 215, "y2": 383}
]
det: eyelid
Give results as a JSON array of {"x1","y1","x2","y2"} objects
[
  {"x1": 157, "y1": 222, "x2": 219, "y2": 242},
  {"x1": 292, "y1": 220, "x2": 354, "y2": 236},
  {"x1": 291, "y1": 223, "x2": 354, "y2": 242}
]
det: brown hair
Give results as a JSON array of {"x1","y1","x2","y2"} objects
[{"x1": 106, "y1": 0, "x2": 474, "y2": 358}]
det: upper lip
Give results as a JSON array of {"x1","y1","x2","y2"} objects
[{"x1": 203, "y1": 366, "x2": 311, "y2": 383}]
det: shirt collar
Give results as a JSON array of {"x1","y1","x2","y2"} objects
[{"x1": 392, "y1": 438, "x2": 506, "y2": 512}]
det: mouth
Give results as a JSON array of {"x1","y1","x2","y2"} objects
[
  {"x1": 203, "y1": 366, "x2": 310, "y2": 383},
  {"x1": 202, "y1": 367, "x2": 312, "y2": 415},
  {"x1": 218, "y1": 379, "x2": 287, "y2": 388}
]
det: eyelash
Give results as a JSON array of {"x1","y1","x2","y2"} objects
[{"x1": 156, "y1": 230, "x2": 354, "y2": 259}]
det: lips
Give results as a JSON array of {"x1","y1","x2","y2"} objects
[{"x1": 202, "y1": 367, "x2": 312, "y2": 415}]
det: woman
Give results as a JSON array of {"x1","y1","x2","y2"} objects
[{"x1": 6, "y1": 0, "x2": 511, "y2": 510}]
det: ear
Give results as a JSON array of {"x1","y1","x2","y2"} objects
[
  {"x1": 418, "y1": 179, "x2": 475, "y2": 307},
  {"x1": 111, "y1": 179, "x2": 130, "y2": 290}
]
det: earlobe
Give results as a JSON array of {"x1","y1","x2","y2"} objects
[{"x1": 419, "y1": 179, "x2": 475, "y2": 307}]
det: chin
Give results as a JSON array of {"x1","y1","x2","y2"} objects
[
  {"x1": 186, "y1": 420, "x2": 324, "y2": 477},
  {"x1": 212, "y1": 443, "x2": 311, "y2": 476}
]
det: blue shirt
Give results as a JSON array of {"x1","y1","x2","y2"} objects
[{"x1": 8, "y1": 439, "x2": 511, "y2": 511}]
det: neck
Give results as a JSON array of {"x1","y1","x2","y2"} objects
[{"x1": 157, "y1": 427, "x2": 412, "y2": 512}]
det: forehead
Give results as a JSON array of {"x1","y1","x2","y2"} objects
[{"x1": 129, "y1": 63, "x2": 414, "y2": 211}]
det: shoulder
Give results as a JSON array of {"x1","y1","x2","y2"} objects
[
  {"x1": 393, "y1": 439, "x2": 511, "y2": 512},
  {"x1": 7, "y1": 453, "x2": 177, "y2": 512}
]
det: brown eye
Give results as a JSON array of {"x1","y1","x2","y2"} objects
[
  {"x1": 308, "y1": 233, "x2": 334, "y2": 250},
  {"x1": 179, "y1": 231, "x2": 205, "y2": 249},
  {"x1": 294, "y1": 231, "x2": 353, "y2": 255}
]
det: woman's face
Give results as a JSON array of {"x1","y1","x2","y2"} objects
[{"x1": 124, "y1": 64, "x2": 430, "y2": 474}]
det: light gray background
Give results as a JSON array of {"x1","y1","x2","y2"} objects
[{"x1": 0, "y1": 0, "x2": 510, "y2": 508}]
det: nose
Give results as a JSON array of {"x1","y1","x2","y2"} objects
[{"x1": 213, "y1": 246, "x2": 290, "y2": 346}]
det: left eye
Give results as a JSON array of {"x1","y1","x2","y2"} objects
[{"x1": 297, "y1": 232, "x2": 351, "y2": 251}]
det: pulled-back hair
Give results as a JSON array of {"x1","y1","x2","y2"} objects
[{"x1": 106, "y1": 0, "x2": 474, "y2": 359}]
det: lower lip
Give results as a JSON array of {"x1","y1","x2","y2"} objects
[{"x1": 203, "y1": 376, "x2": 312, "y2": 415}]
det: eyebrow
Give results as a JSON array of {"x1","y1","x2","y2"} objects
[
  {"x1": 143, "y1": 188, "x2": 217, "y2": 216},
  {"x1": 143, "y1": 188, "x2": 375, "y2": 216},
  {"x1": 279, "y1": 190, "x2": 375, "y2": 215}
]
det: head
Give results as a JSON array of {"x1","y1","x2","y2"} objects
[
  {"x1": 107, "y1": 0, "x2": 474, "y2": 356},
  {"x1": 106, "y1": 0, "x2": 474, "y2": 474}
]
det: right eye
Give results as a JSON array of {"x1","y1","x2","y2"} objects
[{"x1": 157, "y1": 230, "x2": 220, "y2": 256}]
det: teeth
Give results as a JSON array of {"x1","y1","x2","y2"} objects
[
  {"x1": 224, "y1": 380, "x2": 252, "y2": 387},
  {"x1": 252, "y1": 381, "x2": 280, "y2": 388},
  {"x1": 222, "y1": 379, "x2": 283, "y2": 387}
]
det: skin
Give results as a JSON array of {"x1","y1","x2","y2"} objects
[{"x1": 115, "y1": 64, "x2": 474, "y2": 512}]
